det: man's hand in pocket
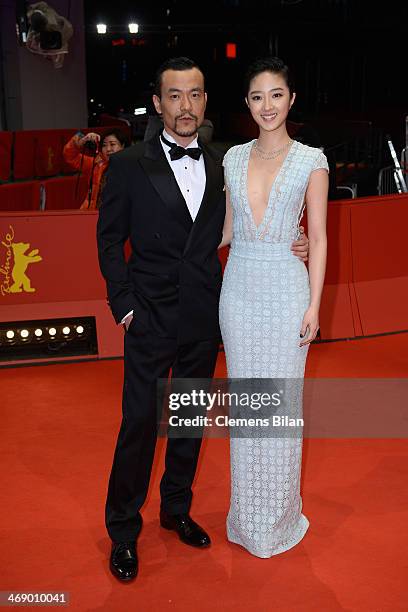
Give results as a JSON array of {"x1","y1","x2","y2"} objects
[{"x1": 123, "y1": 313, "x2": 133, "y2": 331}]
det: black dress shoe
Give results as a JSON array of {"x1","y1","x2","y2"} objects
[
  {"x1": 160, "y1": 511, "x2": 211, "y2": 548},
  {"x1": 109, "y1": 541, "x2": 138, "y2": 581}
]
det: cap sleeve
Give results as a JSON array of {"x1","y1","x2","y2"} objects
[
  {"x1": 313, "y1": 150, "x2": 329, "y2": 173},
  {"x1": 222, "y1": 147, "x2": 232, "y2": 190}
]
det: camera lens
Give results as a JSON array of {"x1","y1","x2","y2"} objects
[
  {"x1": 31, "y1": 11, "x2": 47, "y2": 31},
  {"x1": 40, "y1": 30, "x2": 62, "y2": 50},
  {"x1": 84, "y1": 140, "x2": 97, "y2": 153}
]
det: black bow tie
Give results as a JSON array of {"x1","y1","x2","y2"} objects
[{"x1": 161, "y1": 133, "x2": 202, "y2": 161}]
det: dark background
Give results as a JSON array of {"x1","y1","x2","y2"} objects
[
  {"x1": 84, "y1": 0, "x2": 407, "y2": 195},
  {"x1": 85, "y1": 0, "x2": 408, "y2": 199}
]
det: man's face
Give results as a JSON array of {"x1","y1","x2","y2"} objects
[{"x1": 153, "y1": 68, "x2": 207, "y2": 142}]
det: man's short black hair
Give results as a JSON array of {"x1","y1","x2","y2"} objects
[{"x1": 154, "y1": 56, "x2": 204, "y2": 97}]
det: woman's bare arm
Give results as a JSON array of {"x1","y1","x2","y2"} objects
[
  {"x1": 300, "y1": 168, "x2": 328, "y2": 345},
  {"x1": 218, "y1": 188, "x2": 233, "y2": 249}
]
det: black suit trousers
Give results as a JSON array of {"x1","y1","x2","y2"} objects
[{"x1": 105, "y1": 323, "x2": 220, "y2": 543}]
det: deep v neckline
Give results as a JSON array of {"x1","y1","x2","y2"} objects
[{"x1": 245, "y1": 139, "x2": 295, "y2": 232}]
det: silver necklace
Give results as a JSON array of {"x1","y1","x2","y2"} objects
[{"x1": 253, "y1": 139, "x2": 293, "y2": 160}]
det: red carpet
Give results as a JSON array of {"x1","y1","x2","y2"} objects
[{"x1": 1, "y1": 334, "x2": 407, "y2": 611}]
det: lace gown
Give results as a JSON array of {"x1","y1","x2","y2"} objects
[{"x1": 219, "y1": 140, "x2": 328, "y2": 558}]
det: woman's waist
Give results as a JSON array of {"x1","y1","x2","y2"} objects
[{"x1": 229, "y1": 239, "x2": 296, "y2": 261}]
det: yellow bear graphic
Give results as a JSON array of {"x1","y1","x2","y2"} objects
[{"x1": 10, "y1": 242, "x2": 42, "y2": 293}]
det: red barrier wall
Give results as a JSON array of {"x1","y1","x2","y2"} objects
[
  {"x1": 0, "y1": 132, "x2": 13, "y2": 181},
  {"x1": 350, "y1": 195, "x2": 408, "y2": 335},
  {"x1": 1, "y1": 194, "x2": 407, "y2": 365},
  {"x1": 0, "y1": 211, "x2": 121, "y2": 365},
  {"x1": 319, "y1": 193, "x2": 408, "y2": 338},
  {"x1": 0, "y1": 182, "x2": 41, "y2": 212},
  {"x1": 33, "y1": 131, "x2": 64, "y2": 177},
  {"x1": 0, "y1": 211, "x2": 105, "y2": 303},
  {"x1": 13, "y1": 131, "x2": 36, "y2": 180},
  {"x1": 319, "y1": 202, "x2": 357, "y2": 339},
  {"x1": 42, "y1": 175, "x2": 88, "y2": 210}
]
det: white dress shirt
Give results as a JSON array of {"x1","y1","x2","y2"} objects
[
  {"x1": 160, "y1": 128, "x2": 206, "y2": 221},
  {"x1": 121, "y1": 129, "x2": 206, "y2": 326}
]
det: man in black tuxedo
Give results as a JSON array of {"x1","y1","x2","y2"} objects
[{"x1": 97, "y1": 57, "x2": 308, "y2": 582}]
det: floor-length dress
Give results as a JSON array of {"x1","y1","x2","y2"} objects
[{"x1": 219, "y1": 140, "x2": 328, "y2": 558}]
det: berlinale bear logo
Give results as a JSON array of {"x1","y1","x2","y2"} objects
[{"x1": 0, "y1": 226, "x2": 42, "y2": 296}]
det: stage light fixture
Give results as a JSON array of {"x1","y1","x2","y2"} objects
[
  {"x1": 1, "y1": 318, "x2": 97, "y2": 363},
  {"x1": 97, "y1": 23, "x2": 107, "y2": 34},
  {"x1": 128, "y1": 23, "x2": 139, "y2": 33}
]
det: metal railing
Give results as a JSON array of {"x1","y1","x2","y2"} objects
[
  {"x1": 378, "y1": 137, "x2": 408, "y2": 195},
  {"x1": 377, "y1": 166, "x2": 403, "y2": 195}
]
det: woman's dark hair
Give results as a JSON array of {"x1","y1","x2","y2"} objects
[
  {"x1": 154, "y1": 56, "x2": 204, "y2": 97},
  {"x1": 100, "y1": 128, "x2": 130, "y2": 148},
  {"x1": 244, "y1": 57, "x2": 295, "y2": 97}
]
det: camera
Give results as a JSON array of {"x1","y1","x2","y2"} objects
[
  {"x1": 29, "y1": 9, "x2": 62, "y2": 49},
  {"x1": 76, "y1": 131, "x2": 98, "y2": 155},
  {"x1": 23, "y1": 3, "x2": 73, "y2": 68},
  {"x1": 39, "y1": 30, "x2": 62, "y2": 50},
  {"x1": 83, "y1": 140, "x2": 98, "y2": 154}
]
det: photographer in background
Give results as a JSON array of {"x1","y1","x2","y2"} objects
[{"x1": 63, "y1": 129, "x2": 130, "y2": 210}]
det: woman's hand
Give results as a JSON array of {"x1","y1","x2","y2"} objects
[
  {"x1": 299, "y1": 306, "x2": 319, "y2": 346},
  {"x1": 79, "y1": 132, "x2": 100, "y2": 147}
]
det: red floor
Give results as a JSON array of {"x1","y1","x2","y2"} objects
[{"x1": 1, "y1": 334, "x2": 407, "y2": 611}]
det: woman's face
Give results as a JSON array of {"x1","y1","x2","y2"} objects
[
  {"x1": 246, "y1": 71, "x2": 295, "y2": 133},
  {"x1": 101, "y1": 135, "x2": 124, "y2": 161}
]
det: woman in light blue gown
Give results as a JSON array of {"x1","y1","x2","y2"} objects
[{"x1": 219, "y1": 58, "x2": 328, "y2": 558}]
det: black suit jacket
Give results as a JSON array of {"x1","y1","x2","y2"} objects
[{"x1": 96, "y1": 133, "x2": 226, "y2": 344}]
